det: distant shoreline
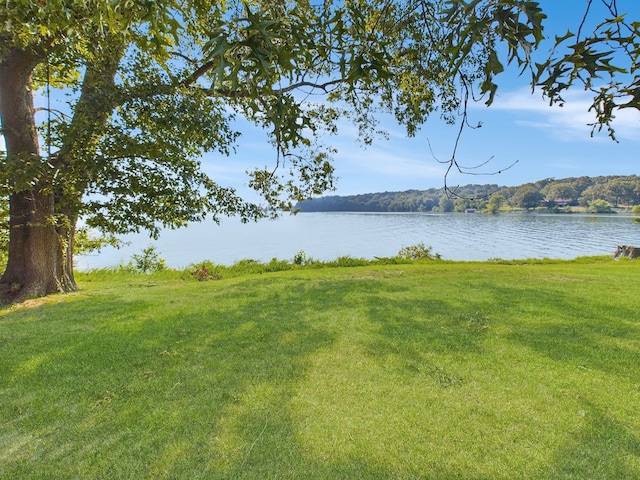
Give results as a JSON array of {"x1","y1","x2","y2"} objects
[
  {"x1": 296, "y1": 208, "x2": 635, "y2": 215},
  {"x1": 295, "y1": 174, "x2": 640, "y2": 214}
]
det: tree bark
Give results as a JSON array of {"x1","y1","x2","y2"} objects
[
  {"x1": 54, "y1": 197, "x2": 79, "y2": 293},
  {"x1": 2, "y1": 189, "x2": 64, "y2": 303},
  {"x1": 0, "y1": 47, "x2": 73, "y2": 304}
]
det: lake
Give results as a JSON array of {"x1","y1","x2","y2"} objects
[{"x1": 76, "y1": 212, "x2": 640, "y2": 270}]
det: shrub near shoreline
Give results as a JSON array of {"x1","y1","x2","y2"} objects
[{"x1": 88, "y1": 244, "x2": 440, "y2": 281}]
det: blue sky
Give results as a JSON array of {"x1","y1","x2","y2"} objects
[
  {"x1": 8, "y1": 1, "x2": 639, "y2": 202},
  {"x1": 201, "y1": 0, "x2": 640, "y2": 199}
]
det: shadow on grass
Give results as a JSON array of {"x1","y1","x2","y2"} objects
[
  {"x1": 543, "y1": 400, "x2": 640, "y2": 479},
  {"x1": 2, "y1": 278, "x2": 440, "y2": 479},
  {"x1": 497, "y1": 285, "x2": 640, "y2": 383},
  {"x1": 3, "y1": 273, "x2": 639, "y2": 479}
]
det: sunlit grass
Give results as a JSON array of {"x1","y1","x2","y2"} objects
[{"x1": 1, "y1": 258, "x2": 639, "y2": 478}]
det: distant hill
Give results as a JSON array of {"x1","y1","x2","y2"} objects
[{"x1": 295, "y1": 175, "x2": 640, "y2": 212}]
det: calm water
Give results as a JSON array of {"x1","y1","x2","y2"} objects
[{"x1": 76, "y1": 212, "x2": 640, "y2": 270}]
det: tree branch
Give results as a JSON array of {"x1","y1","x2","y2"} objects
[{"x1": 429, "y1": 76, "x2": 518, "y2": 200}]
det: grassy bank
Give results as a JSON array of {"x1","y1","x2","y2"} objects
[{"x1": 1, "y1": 258, "x2": 639, "y2": 479}]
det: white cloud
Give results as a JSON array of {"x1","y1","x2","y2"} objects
[
  {"x1": 327, "y1": 120, "x2": 446, "y2": 181},
  {"x1": 486, "y1": 88, "x2": 640, "y2": 142}
]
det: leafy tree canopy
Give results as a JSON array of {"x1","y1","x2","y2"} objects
[{"x1": 444, "y1": 0, "x2": 639, "y2": 139}]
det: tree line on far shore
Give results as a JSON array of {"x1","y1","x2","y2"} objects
[{"x1": 296, "y1": 175, "x2": 640, "y2": 214}]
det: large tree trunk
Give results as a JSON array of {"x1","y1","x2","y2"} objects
[
  {"x1": 1, "y1": 36, "x2": 124, "y2": 304},
  {"x1": 0, "y1": 48, "x2": 74, "y2": 304},
  {"x1": 2, "y1": 189, "x2": 64, "y2": 303},
  {"x1": 49, "y1": 36, "x2": 125, "y2": 293}
]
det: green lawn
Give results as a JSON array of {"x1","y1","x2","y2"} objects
[{"x1": 1, "y1": 259, "x2": 639, "y2": 479}]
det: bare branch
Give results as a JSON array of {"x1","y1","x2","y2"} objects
[
  {"x1": 34, "y1": 107, "x2": 68, "y2": 120},
  {"x1": 429, "y1": 76, "x2": 519, "y2": 201}
]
